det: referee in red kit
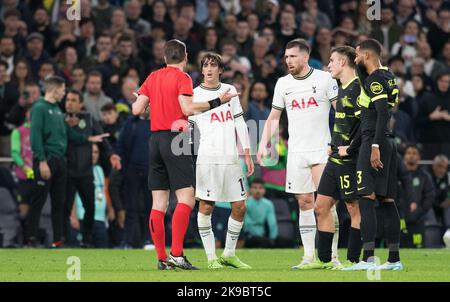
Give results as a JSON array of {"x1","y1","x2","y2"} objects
[{"x1": 132, "y1": 39, "x2": 237, "y2": 270}]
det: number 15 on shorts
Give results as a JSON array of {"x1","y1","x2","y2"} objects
[{"x1": 339, "y1": 175, "x2": 350, "y2": 189}]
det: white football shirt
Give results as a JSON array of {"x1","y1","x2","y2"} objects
[
  {"x1": 190, "y1": 83, "x2": 244, "y2": 164},
  {"x1": 272, "y1": 68, "x2": 338, "y2": 153}
]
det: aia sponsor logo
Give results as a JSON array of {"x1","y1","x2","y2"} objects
[
  {"x1": 211, "y1": 110, "x2": 233, "y2": 123},
  {"x1": 290, "y1": 97, "x2": 318, "y2": 110}
]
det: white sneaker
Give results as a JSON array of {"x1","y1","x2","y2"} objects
[
  {"x1": 443, "y1": 230, "x2": 450, "y2": 248},
  {"x1": 331, "y1": 257, "x2": 341, "y2": 267},
  {"x1": 375, "y1": 261, "x2": 404, "y2": 271},
  {"x1": 143, "y1": 243, "x2": 155, "y2": 251},
  {"x1": 292, "y1": 257, "x2": 314, "y2": 270},
  {"x1": 341, "y1": 261, "x2": 377, "y2": 271}
]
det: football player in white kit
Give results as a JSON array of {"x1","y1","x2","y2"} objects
[
  {"x1": 191, "y1": 53, "x2": 254, "y2": 269},
  {"x1": 257, "y1": 39, "x2": 340, "y2": 269}
]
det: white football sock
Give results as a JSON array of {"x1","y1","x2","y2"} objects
[
  {"x1": 197, "y1": 212, "x2": 217, "y2": 261},
  {"x1": 223, "y1": 216, "x2": 243, "y2": 257},
  {"x1": 299, "y1": 208, "x2": 317, "y2": 262},
  {"x1": 331, "y1": 205, "x2": 339, "y2": 260}
]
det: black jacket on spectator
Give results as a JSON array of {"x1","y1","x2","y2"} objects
[
  {"x1": 80, "y1": 55, "x2": 115, "y2": 84},
  {"x1": 30, "y1": 24, "x2": 55, "y2": 54},
  {"x1": 415, "y1": 89, "x2": 450, "y2": 143},
  {"x1": 401, "y1": 88, "x2": 432, "y2": 119},
  {"x1": 370, "y1": 23, "x2": 403, "y2": 52},
  {"x1": 427, "y1": 24, "x2": 450, "y2": 60},
  {"x1": 397, "y1": 154, "x2": 415, "y2": 216},
  {"x1": 117, "y1": 115, "x2": 150, "y2": 172},
  {"x1": 66, "y1": 112, "x2": 113, "y2": 178},
  {"x1": 403, "y1": 167, "x2": 436, "y2": 224},
  {"x1": 25, "y1": 51, "x2": 53, "y2": 80},
  {"x1": 393, "y1": 109, "x2": 416, "y2": 143},
  {"x1": 6, "y1": 102, "x2": 27, "y2": 128},
  {"x1": 0, "y1": 82, "x2": 20, "y2": 135},
  {"x1": 101, "y1": 112, "x2": 129, "y2": 153},
  {"x1": 430, "y1": 168, "x2": 450, "y2": 223}
]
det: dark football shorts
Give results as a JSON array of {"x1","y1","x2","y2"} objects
[
  {"x1": 356, "y1": 136, "x2": 397, "y2": 199},
  {"x1": 317, "y1": 157, "x2": 358, "y2": 201},
  {"x1": 148, "y1": 131, "x2": 195, "y2": 191}
]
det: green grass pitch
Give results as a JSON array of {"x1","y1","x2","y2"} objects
[{"x1": 1, "y1": 248, "x2": 449, "y2": 282}]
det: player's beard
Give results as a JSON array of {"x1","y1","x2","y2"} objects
[
  {"x1": 288, "y1": 64, "x2": 303, "y2": 76},
  {"x1": 357, "y1": 61, "x2": 368, "y2": 74}
]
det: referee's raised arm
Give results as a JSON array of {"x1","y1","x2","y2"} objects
[{"x1": 132, "y1": 40, "x2": 238, "y2": 118}]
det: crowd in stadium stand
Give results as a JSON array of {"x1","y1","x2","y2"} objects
[{"x1": 0, "y1": 0, "x2": 450, "y2": 249}]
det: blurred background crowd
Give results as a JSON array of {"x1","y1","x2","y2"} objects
[{"x1": 0, "y1": 0, "x2": 450, "y2": 250}]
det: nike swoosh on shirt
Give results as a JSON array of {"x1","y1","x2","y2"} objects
[
  {"x1": 344, "y1": 191, "x2": 354, "y2": 195},
  {"x1": 357, "y1": 187, "x2": 366, "y2": 191}
]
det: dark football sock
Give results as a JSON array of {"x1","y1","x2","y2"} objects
[
  {"x1": 347, "y1": 227, "x2": 363, "y2": 263},
  {"x1": 318, "y1": 231, "x2": 334, "y2": 263},
  {"x1": 359, "y1": 197, "x2": 377, "y2": 262},
  {"x1": 382, "y1": 202, "x2": 401, "y2": 262}
]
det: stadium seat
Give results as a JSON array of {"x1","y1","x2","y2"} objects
[
  {"x1": 271, "y1": 198, "x2": 291, "y2": 221},
  {"x1": 424, "y1": 209, "x2": 444, "y2": 248},
  {"x1": 0, "y1": 188, "x2": 21, "y2": 247},
  {"x1": 425, "y1": 225, "x2": 443, "y2": 248},
  {"x1": 271, "y1": 198, "x2": 296, "y2": 247}
]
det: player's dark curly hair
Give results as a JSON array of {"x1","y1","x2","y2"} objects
[
  {"x1": 358, "y1": 38, "x2": 383, "y2": 56},
  {"x1": 200, "y1": 52, "x2": 224, "y2": 71}
]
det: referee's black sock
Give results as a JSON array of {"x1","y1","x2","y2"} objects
[
  {"x1": 359, "y1": 197, "x2": 377, "y2": 262},
  {"x1": 347, "y1": 227, "x2": 362, "y2": 263},
  {"x1": 382, "y1": 202, "x2": 401, "y2": 263},
  {"x1": 317, "y1": 230, "x2": 334, "y2": 263}
]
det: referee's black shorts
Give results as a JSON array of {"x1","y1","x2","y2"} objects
[
  {"x1": 356, "y1": 136, "x2": 397, "y2": 199},
  {"x1": 148, "y1": 130, "x2": 195, "y2": 191},
  {"x1": 317, "y1": 158, "x2": 358, "y2": 202}
]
